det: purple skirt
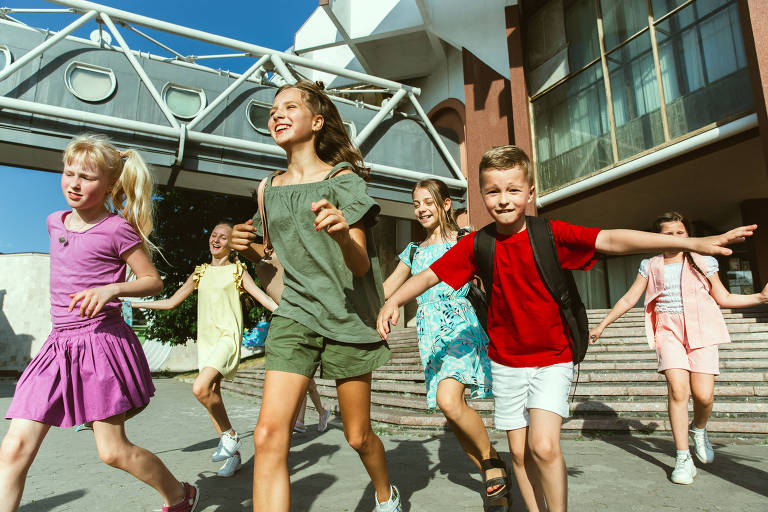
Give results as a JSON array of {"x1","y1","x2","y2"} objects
[{"x1": 5, "y1": 312, "x2": 155, "y2": 428}]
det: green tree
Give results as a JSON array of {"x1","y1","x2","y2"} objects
[{"x1": 143, "y1": 185, "x2": 266, "y2": 345}]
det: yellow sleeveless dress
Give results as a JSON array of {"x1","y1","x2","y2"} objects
[{"x1": 192, "y1": 261, "x2": 246, "y2": 380}]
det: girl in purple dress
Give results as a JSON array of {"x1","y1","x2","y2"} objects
[{"x1": 0, "y1": 135, "x2": 199, "y2": 512}]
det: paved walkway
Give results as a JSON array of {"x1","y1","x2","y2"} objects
[{"x1": 1, "y1": 377, "x2": 766, "y2": 511}]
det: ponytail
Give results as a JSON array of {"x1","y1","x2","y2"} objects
[
  {"x1": 113, "y1": 149, "x2": 156, "y2": 255},
  {"x1": 63, "y1": 134, "x2": 157, "y2": 255}
]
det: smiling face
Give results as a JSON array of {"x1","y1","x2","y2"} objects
[
  {"x1": 268, "y1": 87, "x2": 323, "y2": 149},
  {"x1": 209, "y1": 224, "x2": 233, "y2": 259},
  {"x1": 60, "y1": 158, "x2": 111, "y2": 214},
  {"x1": 480, "y1": 166, "x2": 534, "y2": 234},
  {"x1": 658, "y1": 220, "x2": 688, "y2": 238},
  {"x1": 413, "y1": 186, "x2": 450, "y2": 232}
]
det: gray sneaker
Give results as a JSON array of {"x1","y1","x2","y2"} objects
[
  {"x1": 671, "y1": 453, "x2": 697, "y2": 485},
  {"x1": 690, "y1": 426, "x2": 715, "y2": 464},
  {"x1": 217, "y1": 451, "x2": 242, "y2": 478},
  {"x1": 212, "y1": 430, "x2": 240, "y2": 462}
]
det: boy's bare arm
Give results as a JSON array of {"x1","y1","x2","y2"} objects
[
  {"x1": 595, "y1": 225, "x2": 757, "y2": 256},
  {"x1": 377, "y1": 268, "x2": 440, "y2": 339}
]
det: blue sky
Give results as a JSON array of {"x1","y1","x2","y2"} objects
[{"x1": 0, "y1": 0, "x2": 318, "y2": 253}]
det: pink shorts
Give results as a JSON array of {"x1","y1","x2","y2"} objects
[{"x1": 654, "y1": 312, "x2": 719, "y2": 375}]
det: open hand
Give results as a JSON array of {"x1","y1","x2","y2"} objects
[
  {"x1": 311, "y1": 199, "x2": 349, "y2": 245},
  {"x1": 69, "y1": 285, "x2": 117, "y2": 318},
  {"x1": 376, "y1": 301, "x2": 401, "y2": 340},
  {"x1": 693, "y1": 224, "x2": 757, "y2": 256},
  {"x1": 231, "y1": 219, "x2": 258, "y2": 252}
]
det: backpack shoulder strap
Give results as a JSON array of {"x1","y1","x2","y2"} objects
[
  {"x1": 473, "y1": 223, "x2": 496, "y2": 305},
  {"x1": 324, "y1": 161, "x2": 355, "y2": 180},
  {"x1": 526, "y1": 215, "x2": 570, "y2": 307},
  {"x1": 409, "y1": 244, "x2": 418, "y2": 267}
]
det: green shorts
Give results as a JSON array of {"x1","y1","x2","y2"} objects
[{"x1": 265, "y1": 315, "x2": 391, "y2": 380}]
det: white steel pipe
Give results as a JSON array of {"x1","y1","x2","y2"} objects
[
  {"x1": 101, "y1": 13, "x2": 180, "y2": 129},
  {"x1": 0, "y1": 96, "x2": 465, "y2": 188},
  {"x1": 536, "y1": 114, "x2": 759, "y2": 208},
  {"x1": 186, "y1": 54, "x2": 270, "y2": 131},
  {"x1": 46, "y1": 0, "x2": 420, "y2": 94},
  {"x1": 0, "y1": 9, "x2": 97, "y2": 82},
  {"x1": 408, "y1": 91, "x2": 464, "y2": 181},
  {"x1": 270, "y1": 54, "x2": 296, "y2": 85},
  {"x1": 354, "y1": 88, "x2": 408, "y2": 146}
]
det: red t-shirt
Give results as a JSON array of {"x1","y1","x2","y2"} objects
[{"x1": 430, "y1": 220, "x2": 602, "y2": 367}]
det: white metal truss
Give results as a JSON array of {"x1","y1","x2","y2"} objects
[{"x1": 0, "y1": 0, "x2": 467, "y2": 188}]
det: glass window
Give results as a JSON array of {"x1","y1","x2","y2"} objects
[
  {"x1": 564, "y1": 0, "x2": 600, "y2": 70},
  {"x1": 656, "y1": 0, "x2": 752, "y2": 138},
  {"x1": 247, "y1": 100, "x2": 271, "y2": 135},
  {"x1": 64, "y1": 62, "x2": 116, "y2": 102},
  {"x1": 652, "y1": 0, "x2": 690, "y2": 18},
  {"x1": 607, "y1": 33, "x2": 664, "y2": 159},
  {"x1": 532, "y1": 61, "x2": 612, "y2": 194},
  {"x1": 600, "y1": 0, "x2": 649, "y2": 51},
  {"x1": 0, "y1": 46, "x2": 10, "y2": 70},
  {"x1": 163, "y1": 84, "x2": 206, "y2": 120}
]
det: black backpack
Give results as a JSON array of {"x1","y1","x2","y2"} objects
[
  {"x1": 473, "y1": 216, "x2": 590, "y2": 364},
  {"x1": 409, "y1": 243, "x2": 489, "y2": 332}
]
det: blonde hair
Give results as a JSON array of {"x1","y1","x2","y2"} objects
[
  {"x1": 479, "y1": 145, "x2": 533, "y2": 186},
  {"x1": 413, "y1": 178, "x2": 459, "y2": 242},
  {"x1": 63, "y1": 134, "x2": 156, "y2": 254}
]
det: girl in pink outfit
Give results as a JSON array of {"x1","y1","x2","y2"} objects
[
  {"x1": 0, "y1": 135, "x2": 199, "y2": 512},
  {"x1": 590, "y1": 212, "x2": 768, "y2": 486}
]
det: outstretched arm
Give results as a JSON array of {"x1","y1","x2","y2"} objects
[
  {"x1": 383, "y1": 261, "x2": 413, "y2": 300},
  {"x1": 589, "y1": 273, "x2": 648, "y2": 343},
  {"x1": 707, "y1": 273, "x2": 768, "y2": 309},
  {"x1": 132, "y1": 272, "x2": 196, "y2": 311},
  {"x1": 377, "y1": 268, "x2": 441, "y2": 339},
  {"x1": 69, "y1": 245, "x2": 164, "y2": 318},
  {"x1": 241, "y1": 270, "x2": 278, "y2": 312},
  {"x1": 595, "y1": 224, "x2": 757, "y2": 256},
  {"x1": 230, "y1": 219, "x2": 267, "y2": 263}
]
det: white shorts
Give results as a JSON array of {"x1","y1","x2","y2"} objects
[{"x1": 491, "y1": 361, "x2": 574, "y2": 431}]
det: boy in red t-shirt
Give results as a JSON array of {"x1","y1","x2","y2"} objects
[{"x1": 377, "y1": 145, "x2": 755, "y2": 511}]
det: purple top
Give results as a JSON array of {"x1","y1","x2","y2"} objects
[{"x1": 48, "y1": 211, "x2": 142, "y2": 327}]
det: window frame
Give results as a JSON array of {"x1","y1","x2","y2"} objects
[
  {"x1": 64, "y1": 61, "x2": 117, "y2": 103},
  {"x1": 162, "y1": 82, "x2": 207, "y2": 120}
]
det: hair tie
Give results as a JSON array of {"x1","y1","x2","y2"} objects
[
  {"x1": 118, "y1": 150, "x2": 128, "y2": 159},
  {"x1": 314, "y1": 80, "x2": 325, "y2": 90}
]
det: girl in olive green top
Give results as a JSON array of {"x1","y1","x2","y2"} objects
[{"x1": 231, "y1": 81, "x2": 401, "y2": 512}]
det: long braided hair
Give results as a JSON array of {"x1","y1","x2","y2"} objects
[{"x1": 652, "y1": 211, "x2": 707, "y2": 279}]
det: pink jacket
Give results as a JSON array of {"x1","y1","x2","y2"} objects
[{"x1": 643, "y1": 253, "x2": 730, "y2": 350}]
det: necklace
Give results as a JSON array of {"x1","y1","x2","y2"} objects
[{"x1": 66, "y1": 212, "x2": 108, "y2": 232}]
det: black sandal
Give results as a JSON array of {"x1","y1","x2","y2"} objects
[{"x1": 481, "y1": 456, "x2": 510, "y2": 503}]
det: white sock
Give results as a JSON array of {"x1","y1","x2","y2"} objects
[{"x1": 677, "y1": 449, "x2": 690, "y2": 459}]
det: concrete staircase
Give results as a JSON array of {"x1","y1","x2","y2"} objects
[{"x1": 222, "y1": 307, "x2": 768, "y2": 437}]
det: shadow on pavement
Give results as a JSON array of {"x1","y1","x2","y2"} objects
[{"x1": 18, "y1": 490, "x2": 86, "y2": 511}]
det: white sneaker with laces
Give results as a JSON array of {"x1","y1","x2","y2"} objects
[
  {"x1": 217, "y1": 451, "x2": 242, "y2": 478},
  {"x1": 318, "y1": 410, "x2": 332, "y2": 433},
  {"x1": 690, "y1": 426, "x2": 715, "y2": 464},
  {"x1": 671, "y1": 453, "x2": 697, "y2": 485},
  {"x1": 374, "y1": 484, "x2": 402, "y2": 512},
  {"x1": 212, "y1": 430, "x2": 240, "y2": 462}
]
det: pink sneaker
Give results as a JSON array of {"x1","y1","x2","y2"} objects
[{"x1": 162, "y1": 482, "x2": 200, "y2": 512}]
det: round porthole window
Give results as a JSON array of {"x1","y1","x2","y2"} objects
[
  {"x1": 0, "y1": 46, "x2": 11, "y2": 71},
  {"x1": 163, "y1": 83, "x2": 206, "y2": 120},
  {"x1": 64, "y1": 61, "x2": 116, "y2": 102},
  {"x1": 247, "y1": 100, "x2": 271, "y2": 135}
]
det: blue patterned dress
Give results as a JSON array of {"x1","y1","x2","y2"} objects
[{"x1": 399, "y1": 242, "x2": 492, "y2": 409}]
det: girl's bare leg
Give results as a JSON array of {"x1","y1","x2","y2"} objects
[
  {"x1": 507, "y1": 426, "x2": 545, "y2": 512},
  {"x1": 307, "y1": 378, "x2": 328, "y2": 416},
  {"x1": 192, "y1": 366, "x2": 232, "y2": 434},
  {"x1": 92, "y1": 413, "x2": 186, "y2": 506},
  {"x1": 336, "y1": 372, "x2": 392, "y2": 503},
  {"x1": 252, "y1": 370, "x2": 310, "y2": 512},
  {"x1": 0, "y1": 419, "x2": 50, "y2": 512},
  {"x1": 690, "y1": 372, "x2": 715, "y2": 429},
  {"x1": 664, "y1": 369, "x2": 692, "y2": 450}
]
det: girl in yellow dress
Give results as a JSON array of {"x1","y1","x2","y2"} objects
[{"x1": 134, "y1": 222, "x2": 277, "y2": 477}]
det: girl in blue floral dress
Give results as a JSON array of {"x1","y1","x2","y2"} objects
[{"x1": 383, "y1": 179, "x2": 508, "y2": 511}]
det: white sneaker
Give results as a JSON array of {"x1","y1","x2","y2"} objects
[
  {"x1": 293, "y1": 421, "x2": 306, "y2": 433},
  {"x1": 374, "y1": 484, "x2": 402, "y2": 512},
  {"x1": 217, "y1": 451, "x2": 242, "y2": 477},
  {"x1": 212, "y1": 430, "x2": 240, "y2": 462},
  {"x1": 318, "y1": 410, "x2": 332, "y2": 433},
  {"x1": 690, "y1": 426, "x2": 715, "y2": 464},
  {"x1": 670, "y1": 453, "x2": 697, "y2": 485}
]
